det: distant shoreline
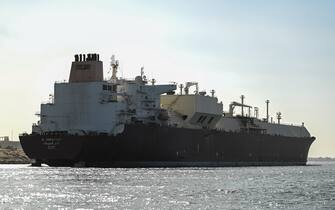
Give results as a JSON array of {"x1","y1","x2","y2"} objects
[{"x1": 0, "y1": 148, "x2": 31, "y2": 164}]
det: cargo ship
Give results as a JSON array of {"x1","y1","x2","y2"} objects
[{"x1": 20, "y1": 53, "x2": 315, "y2": 167}]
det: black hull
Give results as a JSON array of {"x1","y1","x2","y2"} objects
[{"x1": 19, "y1": 124, "x2": 315, "y2": 167}]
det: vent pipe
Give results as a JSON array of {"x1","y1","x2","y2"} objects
[
  {"x1": 276, "y1": 112, "x2": 282, "y2": 124},
  {"x1": 254, "y1": 107, "x2": 259, "y2": 119},
  {"x1": 240, "y1": 95, "x2": 245, "y2": 116},
  {"x1": 211, "y1": 89, "x2": 215, "y2": 97},
  {"x1": 266, "y1": 100, "x2": 270, "y2": 122},
  {"x1": 179, "y1": 84, "x2": 184, "y2": 95}
]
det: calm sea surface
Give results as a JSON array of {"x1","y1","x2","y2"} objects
[{"x1": 0, "y1": 161, "x2": 334, "y2": 209}]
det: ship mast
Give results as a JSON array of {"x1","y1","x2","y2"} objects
[{"x1": 110, "y1": 55, "x2": 119, "y2": 81}]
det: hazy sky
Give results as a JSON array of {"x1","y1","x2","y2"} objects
[{"x1": 0, "y1": 0, "x2": 334, "y2": 157}]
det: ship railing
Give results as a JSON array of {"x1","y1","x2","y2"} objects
[{"x1": 265, "y1": 121, "x2": 306, "y2": 127}]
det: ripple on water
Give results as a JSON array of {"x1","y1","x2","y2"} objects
[{"x1": 0, "y1": 163, "x2": 334, "y2": 209}]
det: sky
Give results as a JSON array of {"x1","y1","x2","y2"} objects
[{"x1": 0, "y1": 0, "x2": 334, "y2": 157}]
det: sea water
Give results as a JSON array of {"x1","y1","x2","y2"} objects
[{"x1": 0, "y1": 161, "x2": 334, "y2": 209}]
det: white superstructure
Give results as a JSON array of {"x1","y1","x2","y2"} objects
[{"x1": 33, "y1": 54, "x2": 176, "y2": 135}]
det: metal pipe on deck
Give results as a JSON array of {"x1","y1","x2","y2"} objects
[
  {"x1": 266, "y1": 100, "x2": 270, "y2": 122},
  {"x1": 241, "y1": 95, "x2": 245, "y2": 116}
]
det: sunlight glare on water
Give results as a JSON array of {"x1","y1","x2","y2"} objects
[{"x1": 0, "y1": 162, "x2": 334, "y2": 209}]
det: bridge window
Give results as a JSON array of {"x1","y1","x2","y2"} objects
[{"x1": 103, "y1": 85, "x2": 113, "y2": 91}]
